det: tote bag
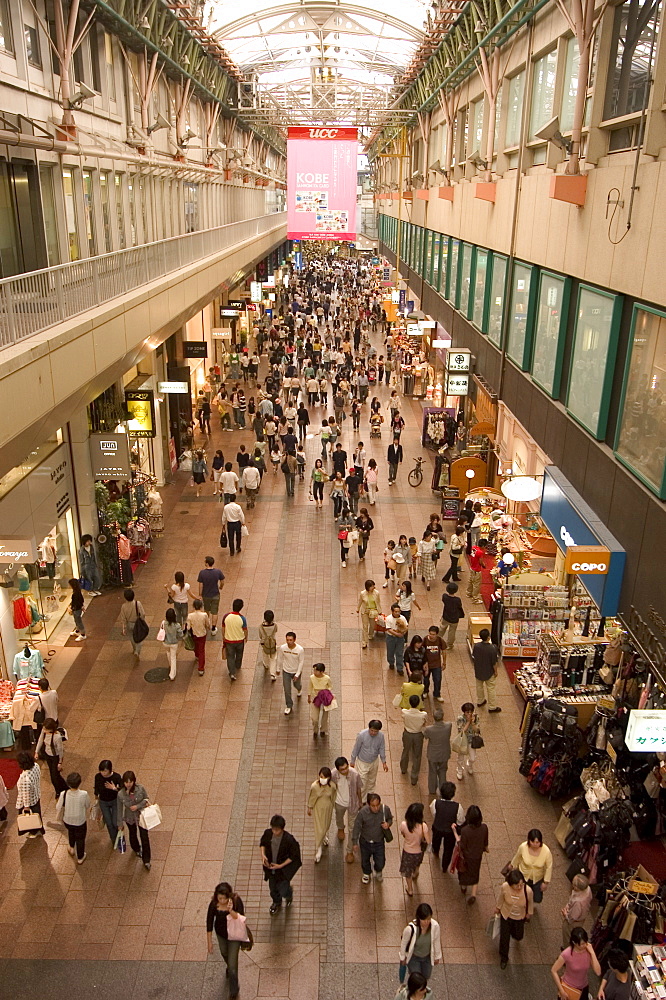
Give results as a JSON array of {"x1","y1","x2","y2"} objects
[{"x1": 138, "y1": 803, "x2": 162, "y2": 830}]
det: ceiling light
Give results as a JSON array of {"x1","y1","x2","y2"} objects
[{"x1": 501, "y1": 477, "x2": 542, "y2": 502}]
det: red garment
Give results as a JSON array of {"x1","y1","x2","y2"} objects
[
  {"x1": 117, "y1": 535, "x2": 131, "y2": 560},
  {"x1": 12, "y1": 597, "x2": 31, "y2": 629},
  {"x1": 469, "y1": 546, "x2": 486, "y2": 573},
  {"x1": 193, "y1": 635, "x2": 206, "y2": 671}
]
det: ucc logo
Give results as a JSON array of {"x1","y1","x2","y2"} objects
[{"x1": 309, "y1": 128, "x2": 338, "y2": 138}]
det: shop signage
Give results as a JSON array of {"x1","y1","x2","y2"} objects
[
  {"x1": 251, "y1": 281, "x2": 262, "y2": 303},
  {"x1": 183, "y1": 342, "x2": 208, "y2": 358},
  {"x1": 263, "y1": 275, "x2": 276, "y2": 288},
  {"x1": 0, "y1": 538, "x2": 38, "y2": 563},
  {"x1": 212, "y1": 329, "x2": 231, "y2": 339},
  {"x1": 220, "y1": 308, "x2": 241, "y2": 318},
  {"x1": 540, "y1": 467, "x2": 625, "y2": 616},
  {"x1": 157, "y1": 381, "x2": 189, "y2": 394},
  {"x1": 446, "y1": 373, "x2": 469, "y2": 395},
  {"x1": 227, "y1": 300, "x2": 246, "y2": 309},
  {"x1": 564, "y1": 546, "x2": 611, "y2": 575},
  {"x1": 89, "y1": 433, "x2": 132, "y2": 479},
  {"x1": 246, "y1": 303, "x2": 257, "y2": 312},
  {"x1": 383, "y1": 266, "x2": 390, "y2": 282},
  {"x1": 420, "y1": 320, "x2": 436, "y2": 329},
  {"x1": 399, "y1": 290, "x2": 406, "y2": 308},
  {"x1": 626, "y1": 710, "x2": 666, "y2": 751},
  {"x1": 447, "y1": 349, "x2": 471, "y2": 372},
  {"x1": 125, "y1": 389, "x2": 155, "y2": 439},
  {"x1": 294, "y1": 251, "x2": 303, "y2": 270},
  {"x1": 432, "y1": 338, "x2": 452, "y2": 349},
  {"x1": 169, "y1": 437, "x2": 178, "y2": 473},
  {"x1": 627, "y1": 878, "x2": 657, "y2": 895}
]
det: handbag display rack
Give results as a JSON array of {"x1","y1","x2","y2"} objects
[{"x1": 590, "y1": 868, "x2": 666, "y2": 965}]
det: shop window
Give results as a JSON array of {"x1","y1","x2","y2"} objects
[
  {"x1": 24, "y1": 24, "x2": 40, "y2": 66},
  {"x1": 488, "y1": 253, "x2": 507, "y2": 346},
  {"x1": 39, "y1": 165, "x2": 60, "y2": 266},
  {"x1": 62, "y1": 167, "x2": 80, "y2": 261},
  {"x1": 506, "y1": 262, "x2": 535, "y2": 369},
  {"x1": 432, "y1": 233, "x2": 440, "y2": 288},
  {"x1": 505, "y1": 71, "x2": 525, "y2": 148},
  {"x1": 104, "y1": 31, "x2": 116, "y2": 101},
  {"x1": 439, "y1": 236, "x2": 449, "y2": 296},
  {"x1": 531, "y1": 271, "x2": 570, "y2": 397},
  {"x1": 472, "y1": 249, "x2": 488, "y2": 331},
  {"x1": 615, "y1": 304, "x2": 666, "y2": 497},
  {"x1": 449, "y1": 239, "x2": 460, "y2": 306},
  {"x1": 529, "y1": 49, "x2": 557, "y2": 140},
  {"x1": 460, "y1": 243, "x2": 473, "y2": 318},
  {"x1": 604, "y1": 0, "x2": 661, "y2": 121},
  {"x1": 0, "y1": 0, "x2": 13, "y2": 53},
  {"x1": 82, "y1": 169, "x2": 96, "y2": 256},
  {"x1": 566, "y1": 285, "x2": 622, "y2": 439}
]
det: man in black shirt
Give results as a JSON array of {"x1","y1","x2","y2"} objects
[
  {"x1": 440, "y1": 582, "x2": 465, "y2": 649},
  {"x1": 259, "y1": 814, "x2": 302, "y2": 913},
  {"x1": 387, "y1": 438, "x2": 403, "y2": 484},
  {"x1": 345, "y1": 467, "x2": 362, "y2": 514},
  {"x1": 332, "y1": 443, "x2": 348, "y2": 476},
  {"x1": 472, "y1": 628, "x2": 501, "y2": 712}
]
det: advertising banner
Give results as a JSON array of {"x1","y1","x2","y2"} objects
[{"x1": 287, "y1": 127, "x2": 357, "y2": 241}]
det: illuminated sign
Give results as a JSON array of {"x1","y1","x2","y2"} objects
[
  {"x1": 89, "y1": 432, "x2": 132, "y2": 478},
  {"x1": 157, "y1": 381, "x2": 189, "y2": 394},
  {"x1": 251, "y1": 281, "x2": 262, "y2": 303},
  {"x1": 125, "y1": 389, "x2": 155, "y2": 438},
  {"x1": 446, "y1": 374, "x2": 469, "y2": 395},
  {"x1": 564, "y1": 545, "x2": 611, "y2": 575},
  {"x1": 446, "y1": 349, "x2": 472, "y2": 372},
  {"x1": 287, "y1": 125, "x2": 357, "y2": 241},
  {"x1": 626, "y1": 710, "x2": 666, "y2": 751}
]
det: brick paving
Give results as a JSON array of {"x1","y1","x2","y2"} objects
[{"x1": 0, "y1": 344, "x2": 570, "y2": 999}]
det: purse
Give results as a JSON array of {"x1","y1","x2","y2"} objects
[
  {"x1": 470, "y1": 734, "x2": 484, "y2": 749},
  {"x1": 382, "y1": 805, "x2": 393, "y2": 843},
  {"x1": 17, "y1": 810, "x2": 42, "y2": 832},
  {"x1": 240, "y1": 926, "x2": 254, "y2": 952},
  {"x1": 156, "y1": 624, "x2": 166, "y2": 642},
  {"x1": 115, "y1": 829, "x2": 127, "y2": 853},
  {"x1": 183, "y1": 629, "x2": 195, "y2": 651},
  {"x1": 138, "y1": 803, "x2": 162, "y2": 830},
  {"x1": 486, "y1": 914, "x2": 501, "y2": 941},
  {"x1": 241, "y1": 525, "x2": 249, "y2": 537},
  {"x1": 500, "y1": 860, "x2": 514, "y2": 878},
  {"x1": 337, "y1": 529, "x2": 348, "y2": 540},
  {"x1": 392, "y1": 692, "x2": 403, "y2": 708},
  {"x1": 220, "y1": 530, "x2": 228, "y2": 548},
  {"x1": 323, "y1": 698, "x2": 338, "y2": 712},
  {"x1": 133, "y1": 603, "x2": 150, "y2": 644},
  {"x1": 559, "y1": 983, "x2": 582, "y2": 1000},
  {"x1": 33, "y1": 696, "x2": 46, "y2": 726}
]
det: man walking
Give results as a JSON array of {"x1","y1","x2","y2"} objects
[
  {"x1": 424, "y1": 708, "x2": 452, "y2": 797},
  {"x1": 385, "y1": 603, "x2": 408, "y2": 674},
  {"x1": 440, "y1": 582, "x2": 464, "y2": 649},
  {"x1": 473, "y1": 628, "x2": 501, "y2": 713},
  {"x1": 331, "y1": 756, "x2": 363, "y2": 863},
  {"x1": 221, "y1": 599, "x2": 248, "y2": 681},
  {"x1": 350, "y1": 720, "x2": 388, "y2": 798},
  {"x1": 352, "y1": 793, "x2": 393, "y2": 884},
  {"x1": 387, "y1": 437, "x2": 403, "y2": 484},
  {"x1": 467, "y1": 537, "x2": 489, "y2": 604},
  {"x1": 197, "y1": 556, "x2": 224, "y2": 634},
  {"x1": 222, "y1": 498, "x2": 245, "y2": 556},
  {"x1": 279, "y1": 631, "x2": 304, "y2": 714},
  {"x1": 400, "y1": 694, "x2": 427, "y2": 786},
  {"x1": 259, "y1": 814, "x2": 302, "y2": 914},
  {"x1": 282, "y1": 451, "x2": 298, "y2": 497},
  {"x1": 242, "y1": 463, "x2": 260, "y2": 508}
]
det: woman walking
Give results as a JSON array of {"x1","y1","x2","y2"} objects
[
  {"x1": 417, "y1": 530, "x2": 437, "y2": 591},
  {"x1": 336, "y1": 504, "x2": 355, "y2": 568},
  {"x1": 399, "y1": 802, "x2": 429, "y2": 896},
  {"x1": 187, "y1": 598, "x2": 210, "y2": 677},
  {"x1": 35, "y1": 718, "x2": 68, "y2": 796},
  {"x1": 307, "y1": 766, "x2": 337, "y2": 862},
  {"x1": 15, "y1": 751, "x2": 44, "y2": 838},
  {"x1": 510, "y1": 828, "x2": 553, "y2": 903},
  {"x1": 206, "y1": 882, "x2": 249, "y2": 1000},
  {"x1": 355, "y1": 507, "x2": 374, "y2": 560},
  {"x1": 192, "y1": 450, "x2": 208, "y2": 497},
  {"x1": 117, "y1": 770, "x2": 152, "y2": 870},
  {"x1": 395, "y1": 536, "x2": 411, "y2": 584},
  {"x1": 211, "y1": 450, "x2": 225, "y2": 494},
  {"x1": 357, "y1": 580, "x2": 382, "y2": 648},
  {"x1": 94, "y1": 759, "x2": 122, "y2": 845},
  {"x1": 165, "y1": 571, "x2": 191, "y2": 627},
  {"x1": 310, "y1": 458, "x2": 328, "y2": 509},
  {"x1": 364, "y1": 459, "x2": 378, "y2": 505},
  {"x1": 68, "y1": 578, "x2": 86, "y2": 641},
  {"x1": 396, "y1": 582, "x2": 421, "y2": 627},
  {"x1": 308, "y1": 663, "x2": 334, "y2": 739},
  {"x1": 160, "y1": 607, "x2": 183, "y2": 681},
  {"x1": 330, "y1": 470, "x2": 347, "y2": 518},
  {"x1": 395, "y1": 972, "x2": 430, "y2": 1000},
  {"x1": 453, "y1": 804, "x2": 488, "y2": 904},
  {"x1": 455, "y1": 702, "x2": 481, "y2": 780},
  {"x1": 56, "y1": 771, "x2": 91, "y2": 864},
  {"x1": 551, "y1": 928, "x2": 601, "y2": 1000},
  {"x1": 442, "y1": 524, "x2": 466, "y2": 583},
  {"x1": 399, "y1": 903, "x2": 442, "y2": 982},
  {"x1": 496, "y1": 868, "x2": 534, "y2": 968},
  {"x1": 259, "y1": 609, "x2": 279, "y2": 680},
  {"x1": 120, "y1": 588, "x2": 147, "y2": 658}
]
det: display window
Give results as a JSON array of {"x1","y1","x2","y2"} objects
[
  {"x1": 439, "y1": 236, "x2": 450, "y2": 296},
  {"x1": 531, "y1": 270, "x2": 570, "y2": 397},
  {"x1": 506, "y1": 262, "x2": 536, "y2": 369},
  {"x1": 487, "y1": 253, "x2": 508, "y2": 346},
  {"x1": 448, "y1": 239, "x2": 460, "y2": 307},
  {"x1": 472, "y1": 248, "x2": 489, "y2": 332},
  {"x1": 460, "y1": 243, "x2": 473, "y2": 318},
  {"x1": 615, "y1": 303, "x2": 666, "y2": 498},
  {"x1": 566, "y1": 285, "x2": 622, "y2": 439},
  {"x1": 432, "y1": 233, "x2": 441, "y2": 289},
  {"x1": 425, "y1": 230, "x2": 433, "y2": 284}
]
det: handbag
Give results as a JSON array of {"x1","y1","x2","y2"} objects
[
  {"x1": 241, "y1": 525, "x2": 249, "y2": 537},
  {"x1": 115, "y1": 828, "x2": 127, "y2": 853},
  {"x1": 323, "y1": 697, "x2": 338, "y2": 712},
  {"x1": 240, "y1": 926, "x2": 254, "y2": 952},
  {"x1": 17, "y1": 810, "x2": 42, "y2": 832},
  {"x1": 183, "y1": 629, "x2": 195, "y2": 651},
  {"x1": 470, "y1": 734, "x2": 485, "y2": 749},
  {"x1": 138, "y1": 803, "x2": 162, "y2": 830},
  {"x1": 33, "y1": 695, "x2": 46, "y2": 726},
  {"x1": 133, "y1": 603, "x2": 149, "y2": 644},
  {"x1": 500, "y1": 860, "x2": 514, "y2": 878},
  {"x1": 420, "y1": 837, "x2": 428, "y2": 853},
  {"x1": 226, "y1": 913, "x2": 251, "y2": 942},
  {"x1": 156, "y1": 624, "x2": 166, "y2": 642},
  {"x1": 337, "y1": 529, "x2": 348, "y2": 540},
  {"x1": 392, "y1": 692, "x2": 403, "y2": 708},
  {"x1": 486, "y1": 914, "x2": 501, "y2": 941},
  {"x1": 349, "y1": 529, "x2": 359, "y2": 543},
  {"x1": 448, "y1": 842, "x2": 466, "y2": 873},
  {"x1": 559, "y1": 983, "x2": 582, "y2": 1000},
  {"x1": 451, "y1": 733, "x2": 467, "y2": 755},
  {"x1": 382, "y1": 805, "x2": 393, "y2": 843},
  {"x1": 220, "y1": 530, "x2": 228, "y2": 549}
]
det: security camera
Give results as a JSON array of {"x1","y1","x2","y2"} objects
[
  {"x1": 69, "y1": 82, "x2": 97, "y2": 107},
  {"x1": 534, "y1": 116, "x2": 572, "y2": 151},
  {"x1": 147, "y1": 112, "x2": 171, "y2": 134},
  {"x1": 466, "y1": 149, "x2": 488, "y2": 170}
]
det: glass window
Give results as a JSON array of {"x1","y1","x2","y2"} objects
[
  {"x1": 39, "y1": 165, "x2": 59, "y2": 266},
  {"x1": 530, "y1": 49, "x2": 558, "y2": 140},
  {"x1": 0, "y1": 0, "x2": 13, "y2": 53},
  {"x1": 471, "y1": 98, "x2": 484, "y2": 152},
  {"x1": 460, "y1": 243, "x2": 473, "y2": 317},
  {"x1": 99, "y1": 170, "x2": 112, "y2": 252},
  {"x1": 432, "y1": 233, "x2": 440, "y2": 288},
  {"x1": 488, "y1": 254, "x2": 507, "y2": 345},
  {"x1": 449, "y1": 239, "x2": 460, "y2": 306},
  {"x1": 114, "y1": 172, "x2": 126, "y2": 249},
  {"x1": 494, "y1": 85, "x2": 502, "y2": 148},
  {"x1": 506, "y1": 263, "x2": 534, "y2": 368},
  {"x1": 604, "y1": 0, "x2": 660, "y2": 120},
  {"x1": 82, "y1": 169, "x2": 96, "y2": 256},
  {"x1": 184, "y1": 181, "x2": 199, "y2": 233},
  {"x1": 0, "y1": 161, "x2": 20, "y2": 276},
  {"x1": 567, "y1": 286, "x2": 620, "y2": 438},
  {"x1": 440, "y1": 236, "x2": 449, "y2": 295},
  {"x1": 425, "y1": 230, "x2": 433, "y2": 284},
  {"x1": 62, "y1": 167, "x2": 80, "y2": 261},
  {"x1": 615, "y1": 306, "x2": 666, "y2": 494},
  {"x1": 473, "y1": 249, "x2": 488, "y2": 330},
  {"x1": 505, "y1": 72, "x2": 525, "y2": 147},
  {"x1": 24, "y1": 25, "x2": 40, "y2": 65},
  {"x1": 128, "y1": 174, "x2": 137, "y2": 244},
  {"x1": 532, "y1": 272, "x2": 569, "y2": 396},
  {"x1": 561, "y1": 37, "x2": 580, "y2": 133},
  {"x1": 104, "y1": 31, "x2": 116, "y2": 101}
]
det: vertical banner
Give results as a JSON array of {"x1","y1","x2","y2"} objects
[{"x1": 287, "y1": 127, "x2": 357, "y2": 241}]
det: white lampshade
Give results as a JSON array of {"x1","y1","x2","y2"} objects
[
  {"x1": 465, "y1": 469, "x2": 476, "y2": 479},
  {"x1": 501, "y1": 476, "x2": 541, "y2": 501}
]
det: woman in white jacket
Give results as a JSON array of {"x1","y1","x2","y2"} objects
[{"x1": 399, "y1": 903, "x2": 442, "y2": 982}]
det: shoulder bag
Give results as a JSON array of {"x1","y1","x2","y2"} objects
[
  {"x1": 183, "y1": 628, "x2": 195, "y2": 651},
  {"x1": 382, "y1": 805, "x2": 393, "y2": 843},
  {"x1": 156, "y1": 623, "x2": 166, "y2": 642},
  {"x1": 33, "y1": 696, "x2": 46, "y2": 726},
  {"x1": 133, "y1": 602, "x2": 150, "y2": 644}
]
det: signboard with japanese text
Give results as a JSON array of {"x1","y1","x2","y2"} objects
[
  {"x1": 89, "y1": 433, "x2": 132, "y2": 479},
  {"x1": 626, "y1": 710, "x2": 666, "y2": 752},
  {"x1": 447, "y1": 349, "x2": 472, "y2": 372},
  {"x1": 251, "y1": 282, "x2": 262, "y2": 303},
  {"x1": 287, "y1": 126, "x2": 357, "y2": 240},
  {"x1": 446, "y1": 373, "x2": 470, "y2": 395}
]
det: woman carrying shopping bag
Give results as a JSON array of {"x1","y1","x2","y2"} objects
[
  {"x1": 117, "y1": 770, "x2": 154, "y2": 870},
  {"x1": 159, "y1": 607, "x2": 183, "y2": 681},
  {"x1": 496, "y1": 869, "x2": 534, "y2": 969}
]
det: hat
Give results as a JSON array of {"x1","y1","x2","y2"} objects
[
  {"x1": 348, "y1": 467, "x2": 356, "y2": 475},
  {"x1": 393, "y1": 553, "x2": 405, "y2": 564}
]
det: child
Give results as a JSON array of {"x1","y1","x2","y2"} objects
[
  {"x1": 382, "y1": 539, "x2": 396, "y2": 588},
  {"x1": 561, "y1": 874, "x2": 592, "y2": 947},
  {"x1": 296, "y1": 445, "x2": 306, "y2": 481},
  {"x1": 258, "y1": 609, "x2": 279, "y2": 680},
  {"x1": 455, "y1": 702, "x2": 481, "y2": 780},
  {"x1": 270, "y1": 446, "x2": 281, "y2": 475},
  {"x1": 408, "y1": 536, "x2": 418, "y2": 580}
]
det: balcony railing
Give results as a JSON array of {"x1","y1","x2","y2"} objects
[{"x1": 0, "y1": 212, "x2": 287, "y2": 349}]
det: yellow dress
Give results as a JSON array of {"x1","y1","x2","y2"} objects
[
  {"x1": 307, "y1": 779, "x2": 337, "y2": 850},
  {"x1": 308, "y1": 672, "x2": 333, "y2": 733}
]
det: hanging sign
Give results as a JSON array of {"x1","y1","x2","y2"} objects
[
  {"x1": 0, "y1": 538, "x2": 38, "y2": 563},
  {"x1": 251, "y1": 281, "x2": 262, "y2": 303},
  {"x1": 125, "y1": 389, "x2": 155, "y2": 438},
  {"x1": 446, "y1": 373, "x2": 469, "y2": 395},
  {"x1": 89, "y1": 433, "x2": 132, "y2": 479},
  {"x1": 446, "y1": 349, "x2": 472, "y2": 372},
  {"x1": 564, "y1": 545, "x2": 611, "y2": 575},
  {"x1": 626, "y1": 710, "x2": 666, "y2": 752},
  {"x1": 183, "y1": 342, "x2": 208, "y2": 358},
  {"x1": 287, "y1": 126, "x2": 358, "y2": 241},
  {"x1": 157, "y1": 381, "x2": 189, "y2": 394}
]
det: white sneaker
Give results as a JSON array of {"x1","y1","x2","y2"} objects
[
  {"x1": 323, "y1": 837, "x2": 329, "y2": 846},
  {"x1": 342, "y1": 560, "x2": 347, "y2": 567},
  {"x1": 362, "y1": 874, "x2": 370, "y2": 884},
  {"x1": 467, "y1": 763, "x2": 474, "y2": 774},
  {"x1": 382, "y1": 582, "x2": 388, "y2": 588},
  {"x1": 284, "y1": 707, "x2": 291, "y2": 715},
  {"x1": 296, "y1": 690, "x2": 302, "y2": 697},
  {"x1": 75, "y1": 634, "x2": 86, "y2": 641},
  {"x1": 456, "y1": 768, "x2": 464, "y2": 780}
]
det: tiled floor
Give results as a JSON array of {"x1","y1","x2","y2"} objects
[{"x1": 0, "y1": 341, "x2": 575, "y2": 999}]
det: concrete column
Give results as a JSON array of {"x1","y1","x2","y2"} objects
[{"x1": 67, "y1": 408, "x2": 98, "y2": 541}]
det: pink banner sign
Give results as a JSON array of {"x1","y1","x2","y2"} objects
[{"x1": 287, "y1": 126, "x2": 357, "y2": 241}]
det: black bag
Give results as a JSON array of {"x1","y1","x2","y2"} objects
[
  {"x1": 281, "y1": 460, "x2": 290, "y2": 474},
  {"x1": 220, "y1": 530, "x2": 228, "y2": 549},
  {"x1": 33, "y1": 696, "x2": 46, "y2": 726},
  {"x1": 470, "y1": 734, "x2": 485, "y2": 749},
  {"x1": 566, "y1": 859, "x2": 589, "y2": 882},
  {"x1": 540, "y1": 699, "x2": 578, "y2": 738},
  {"x1": 132, "y1": 603, "x2": 150, "y2": 644}
]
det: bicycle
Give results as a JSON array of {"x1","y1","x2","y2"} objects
[{"x1": 408, "y1": 456, "x2": 424, "y2": 488}]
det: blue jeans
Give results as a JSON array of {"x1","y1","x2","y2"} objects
[
  {"x1": 386, "y1": 634, "x2": 405, "y2": 673},
  {"x1": 99, "y1": 798, "x2": 118, "y2": 844},
  {"x1": 408, "y1": 956, "x2": 432, "y2": 981},
  {"x1": 72, "y1": 609, "x2": 86, "y2": 636},
  {"x1": 268, "y1": 876, "x2": 293, "y2": 905},
  {"x1": 359, "y1": 838, "x2": 385, "y2": 875},
  {"x1": 527, "y1": 878, "x2": 544, "y2": 903}
]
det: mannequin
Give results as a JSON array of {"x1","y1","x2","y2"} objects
[
  {"x1": 16, "y1": 565, "x2": 30, "y2": 592},
  {"x1": 39, "y1": 535, "x2": 57, "y2": 578},
  {"x1": 12, "y1": 644, "x2": 44, "y2": 681}
]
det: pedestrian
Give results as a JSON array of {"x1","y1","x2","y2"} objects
[
  {"x1": 94, "y1": 759, "x2": 122, "y2": 845},
  {"x1": 455, "y1": 702, "x2": 481, "y2": 779},
  {"x1": 597, "y1": 949, "x2": 631, "y2": 1000},
  {"x1": 117, "y1": 770, "x2": 152, "y2": 870},
  {"x1": 56, "y1": 771, "x2": 91, "y2": 864},
  {"x1": 220, "y1": 463, "x2": 239, "y2": 505},
  {"x1": 473, "y1": 628, "x2": 501, "y2": 712},
  {"x1": 197, "y1": 556, "x2": 224, "y2": 633},
  {"x1": 387, "y1": 437, "x2": 403, "y2": 484},
  {"x1": 67, "y1": 578, "x2": 86, "y2": 641},
  {"x1": 78, "y1": 534, "x2": 102, "y2": 595},
  {"x1": 221, "y1": 599, "x2": 248, "y2": 681},
  {"x1": 345, "y1": 466, "x2": 362, "y2": 514},
  {"x1": 310, "y1": 458, "x2": 328, "y2": 509},
  {"x1": 307, "y1": 766, "x2": 337, "y2": 863},
  {"x1": 330, "y1": 470, "x2": 347, "y2": 518},
  {"x1": 260, "y1": 814, "x2": 302, "y2": 914},
  {"x1": 206, "y1": 882, "x2": 248, "y2": 1000},
  {"x1": 496, "y1": 869, "x2": 534, "y2": 969},
  {"x1": 551, "y1": 928, "x2": 601, "y2": 1000},
  {"x1": 424, "y1": 626, "x2": 446, "y2": 703},
  {"x1": 383, "y1": 539, "x2": 397, "y2": 588},
  {"x1": 442, "y1": 524, "x2": 465, "y2": 582},
  {"x1": 350, "y1": 720, "x2": 389, "y2": 798},
  {"x1": 164, "y1": 571, "x2": 191, "y2": 627},
  {"x1": 259, "y1": 609, "x2": 279, "y2": 680},
  {"x1": 279, "y1": 631, "x2": 304, "y2": 714},
  {"x1": 187, "y1": 598, "x2": 210, "y2": 676},
  {"x1": 399, "y1": 802, "x2": 429, "y2": 896},
  {"x1": 35, "y1": 718, "x2": 68, "y2": 796},
  {"x1": 192, "y1": 450, "x2": 208, "y2": 497},
  {"x1": 561, "y1": 874, "x2": 593, "y2": 947},
  {"x1": 440, "y1": 583, "x2": 464, "y2": 649},
  {"x1": 355, "y1": 507, "x2": 374, "y2": 559},
  {"x1": 36, "y1": 677, "x2": 58, "y2": 727},
  {"x1": 222, "y1": 497, "x2": 245, "y2": 556},
  {"x1": 470, "y1": 503, "x2": 484, "y2": 548},
  {"x1": 364, "y1": 459, "x2": 378, "y2": 504},
  {"x1": 394, "y1": 536, "x2": 410, "y2": 583},
  {"x1": 400, "y1": 695, "x2": 427, "y2": 786},
  {"x1": 396, "y1": 581, "x2": 421, "y2": 626},
  {"x1": 352, "y1": 791, "x2": 392, "y2": 884},
  {"x1": 397, "y1": 670, "x2": 425, "y2": 709},
  {"x1": 242, "y1": 462, "x2": 261, "y2": 507},
  {"x1": 404, "y1": 636, "x2": 428, "y2": 689},
  {"x1": 424, "y1": 709, "x2": 452, "y2": 797},
  {"x1": 331, "y1": 757, "x2": 363, "y2": 864},
  {"x1": 395, "y1": 971, "x2": 431, "y2": 1000},
  {"x1": 352, "y1": 441, "x2": 366, "y2": 475},
  {"x1": 281, "y1": 450, "x2": 298, "y2": 497},
  {"x1": 120, "y1": 588, "x2": 147, "y2": 658},
  {"x1": 160, "y1": 607, "x2": 183, "y2": 681},
  {"x1": 430, "y1": 781, "x2": 464, "y2": 870},
  {"x1": 418, "y1": 530, "x2": 437, "y2": 591},
  {"x1": 308, "y1": 662, "x2": 334, "y2": 740},
  {"x1": 15, "y1": 751, "x2": 44, "y2": 838},
  {"x1": 467, "y1": 537, "x2": 489, "y2": 604},
  {"x1": 319, "y1": 419, "x2": 330, "y2": 460},
  {"x1": 270, "y1": 444, "x2": 281, "y2": 474},
  {"x1": 336, "y1": 504, "x2": 354, "y2": 567},
  {"x1": 357, "y1": 579, "x2": 382, "y2": 649},
  {"x1": 453, "y1": 804, "x2": 488, "y2": 904},
  {"x1": 399, "y1": 903, "x2": 443, "y2": 982},
  {"x1": 296, "y1": 444, "x2": 306, "y2": 481},
  {"x1": 510, "y1": 828, "x2": 553, "y2": 903},
  {"x1": 385, "y1": 604, "x2": 409, "y2": 674}
]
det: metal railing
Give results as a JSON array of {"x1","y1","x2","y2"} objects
[{"x1": 0, "y1": 212, "x2": 287, "y2": 349}]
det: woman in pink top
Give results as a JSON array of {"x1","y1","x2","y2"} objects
[
  {"x1": 399, "y1": 802, "x2": 430, "y2": 897},
  {"x1": 551, "y1": 927, "x2": 601, "y2": 1000}
]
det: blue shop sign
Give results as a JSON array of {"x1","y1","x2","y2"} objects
[
  {"x1": 540, "y1": 466, "x2": 625, "y2": 616},
  {"x1": 294, "y1": 251, "x2": 303, "y2": 270}
]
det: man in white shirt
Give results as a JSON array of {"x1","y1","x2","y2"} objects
[
  {"x1": 56, "y1": 771, "x2": 91, "y2": 863},
  {"x1": 331, "y1": 756, "x2": 363, "y2": 862},
  {"x1": 278, "y1": 631, "x2": 304, "y2": 715},
  {"x1": 242, "y1": 465, "x2": 261, "y2": 508},
  {"x1": 222, "y1": 500, "x2": 245, "y2": 556},
  {"x1": 385, "y1": 604, "x2": 408, "y2": 674},
  {"x1": 220, "y1": 464, "x2": 239, "y2": 505},
  {"x1": 401, "y1": 695, "x2": 427, "y2": 785}
]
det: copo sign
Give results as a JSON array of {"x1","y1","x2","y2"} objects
[{"x1": 564, "y1": 545, "x2": 611, "y2": 575}]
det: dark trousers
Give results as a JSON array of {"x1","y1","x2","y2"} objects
[
  {"x1": 408, "y1": 957, "x2": 432, "y2": 981},
  {"x1": 432, "y1": 829, "x2": 456, "y2": 870},
  {"x1": 313, "y1": 481, "x2": 324, "y2": 502},
  {"x1": 429, "y1": 667, "x2": 442, "y2": 699},
  {"x1": 388, "y1": 462, "x2": 398, "y2": 482},
  {"x1": 526, "y1": 878, "x2": 544, "y2": 903},
  {"x1": 227, "y1": 520, "x2": 242, "y2": 555},
  {"x1": 443, "y1": 556, "x2": 461, "y2": 581},
  {"x1": 499, "y1": 915, "x2": 525, "y2": 961},
  {"x1": 45, "y1": 753, "x2": 68, "y2": 795},
  {"x1": 427, "y1": 757, "x2": 448, "y2": 796},
  {"x1": 357, "y1": 535, "x2": 369, "y2": 558},
  {"x1": 359, "y1": 838, "x2": 385, "y2": 874},
  {"x1": 99, "y1": 798, "x2": 118, "y2": 844},
  {"x1": 226, "y1": 641, "x2": 244, "y2": 678},
  {"x1": 268, "y1": 875, "x2": 293, "y2": 905},
  {"x1": 127, "y1": 821, "x2": 151, "y2": 864},
  {"x1": 216, "y1": 936, "x2": 241, "y2": 996},
  {"x1": 400, "y1": 731, "x2": 424, "y2": 782},
  {"x1": 284, "y1": 472, "x2": 296, "y2": 496},
  {"x1": 65, "y1": 820, "x2": 87, "y2": 860},
  {"x1": 193, "y1": 634, "x2": 206, "y2": 671}
]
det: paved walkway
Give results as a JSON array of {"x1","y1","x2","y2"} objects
[{"x1": 0, "y1": 351, "x2": 569, "y2": 1000}]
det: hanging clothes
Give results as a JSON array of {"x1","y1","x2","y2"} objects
[
  {"x1": 12, "y1": 648, "x2": 44, "y2": 681},
  {"x1": 12, "y1": 596, "x2": 31, "y2": 629}
]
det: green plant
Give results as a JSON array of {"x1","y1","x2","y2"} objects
[{"x1": 105, "y1": 499, "x2": 132, "y2": 530}]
